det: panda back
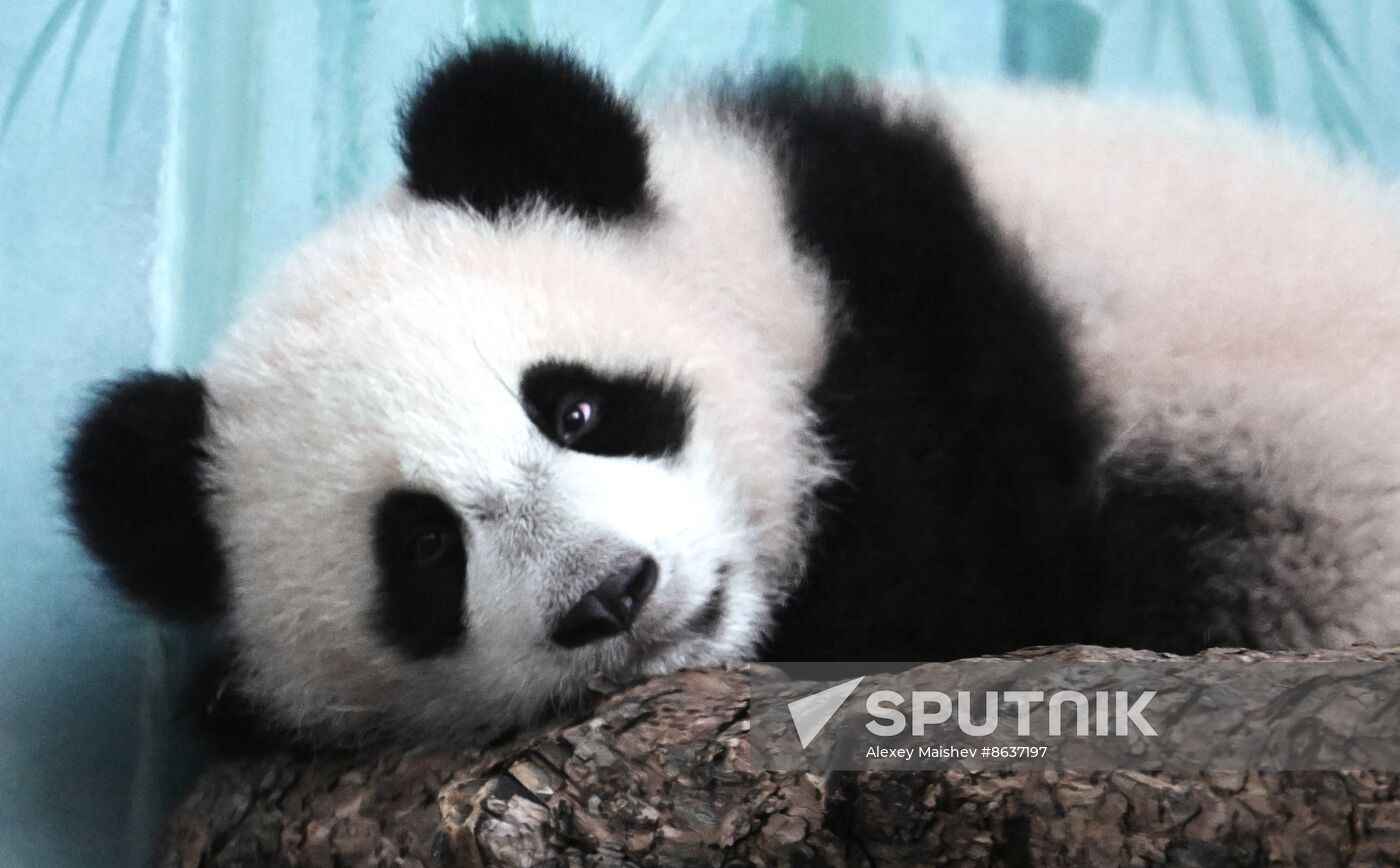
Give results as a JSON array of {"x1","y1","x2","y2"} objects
[{"x1": 733, "y1": 79, "x2": 1400, "y2": 659}]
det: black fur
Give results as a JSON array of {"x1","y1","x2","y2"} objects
[
  {"x1": 61, "y1": 371, "x2": 226, "y2": 620},
  {"x1": 183, "y1": 649, "x2": 312, "y2": 757},
  {"x1": 1083, "y1": 451, "x2": 1277, "y2": 652},
  {"x1": 723, "y1": 73, "x2": 1272, "y2": 660},
  {"x1": 520, "y1": 360, "x2": 692, "y2": 459},
  {"x1": 372, "y1": 490, "x2": 468, "y2": 659},
  {"x1": 399, "y1": 41, "x2": 651, "y2": 220},
  {"x1": 687, "y1": 584, "x2": 727, "y2": 638}
]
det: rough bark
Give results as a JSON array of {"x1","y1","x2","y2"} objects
[{"x1": 159, "y1": 647, "x2": 1400, "y2": 867}]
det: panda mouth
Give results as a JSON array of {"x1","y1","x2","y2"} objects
[
  {"x1": 557, "y1": 561, "x2": 736, "y2": 694},
  {"x1": 580, "y1": 592, "x2": 728, "y2": 681},
  {"x1": 684, "y1": 584, "x2": 727, "y2": 637},
  {"x1": 551, "y1": 556, "x2": 732, "y2": 648},
  {"x1": 625, "y1": 580, "x2": 729, "y2": 654}
]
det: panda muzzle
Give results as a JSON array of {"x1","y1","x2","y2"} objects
[{"x1": 550, "y1": 555, "x2": 658, "y2": 648}]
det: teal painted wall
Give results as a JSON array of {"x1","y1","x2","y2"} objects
[{"x1": 2, "y1": 2, "x2": 1396, "y2": 865}]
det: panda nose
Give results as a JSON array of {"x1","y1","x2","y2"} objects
[{"x1": 550, "y1": 556, "x2": 658, "y2": 648}]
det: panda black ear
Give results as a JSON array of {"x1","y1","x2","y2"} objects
[
  {"x1": 398, "y1": 40, "x2": 651, "y2": 221},
  {"x1": 62, "y1": 371, "x2": 227, "y2": 620}
]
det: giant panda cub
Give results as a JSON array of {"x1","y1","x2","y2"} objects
[{"x1": 64, "y1": 41, "x2": 1400, "y2": 747}]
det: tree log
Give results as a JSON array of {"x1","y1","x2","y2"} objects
[{"x1": 158, "y1": 647, "x2": 1400, "y2": 867}]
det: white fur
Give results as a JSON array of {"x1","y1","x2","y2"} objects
[
  {"x1": 200, "y1": 85, "x2": 1400, "y2": 742},
  {"x1": 925, "y1": 86, "x2": 1400, "y2": 646}
]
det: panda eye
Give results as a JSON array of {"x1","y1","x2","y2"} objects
[
  {"x1": 521, "y1": 361, "x2": 692, "y2": 458},
  {"x1": 372, "y1": 490, "x2": 467, "y2": 659},
  {"x1": 411, "y1": 525, "x2": 451, "y2": 566},
  {"x1": 554, "y1": 393, "x2": 599, "y2": 445}
]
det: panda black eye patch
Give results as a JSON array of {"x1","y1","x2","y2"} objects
[
  {"x1": 372, "y1": 490, "x2": 467, "y2": 659},
  {"x1": 520, "y1": 360, "x2": 692, "y2": 459}
]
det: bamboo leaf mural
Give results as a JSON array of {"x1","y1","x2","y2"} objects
[
  {"x1": 2, "y1": 0, "x2": 82, "y2": 141},
  {"x1": 53, "y1": 0, "x2": 104, "y2": 117},
  {"x1": 313, "y1": 0, "x2": 373, "y2": 213},
  {"x1": 793, "y1": 0, "x2": 889, "y2": 72},
  {"x1": 1172, "y1": 0, "x2": 1214, "y2": 101},
  {"x1": 1003, "y1": 0, "x2": 1102, "y2": 83},
  {"x1": 472, "y1": 0, "x2": 534, "y2": 39},
  {"x1": 1223, "y1": 0, "x2": 1277, "y2": 115},
  {"x1": 105, "y1": 0, "x2": 147, "y2": 157},
  {"x1": 1290, "y1": 0, "x2": 1370, "y2": 156},
  {"x1": 1140, "y1": 0, "x2": 1167, "y2": 78},
  {"x1": 906, "y1": 34, "x2": 929, "y2": 78},
  {"x1": 4, "y1": 0, "x2": 152, "y2": 154},
  {"x1": 1289, "y1": 0, "x2": 1357, "y2": 80},
  {"x1": 617, "y1": 0, "x2": 686, "y2": 91}
]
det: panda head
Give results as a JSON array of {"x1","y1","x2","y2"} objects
[{"x1": 63, "y1": 42, "x2": 830, "y2": 744}]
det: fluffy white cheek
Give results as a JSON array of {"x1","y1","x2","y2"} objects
[{"x1": 423, "y1": 445, "x2": 756, "y2": 734}]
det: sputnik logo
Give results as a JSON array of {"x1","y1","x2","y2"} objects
[{"x1": 787, "y1": 676, "x2": 865, "y2": 748}]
